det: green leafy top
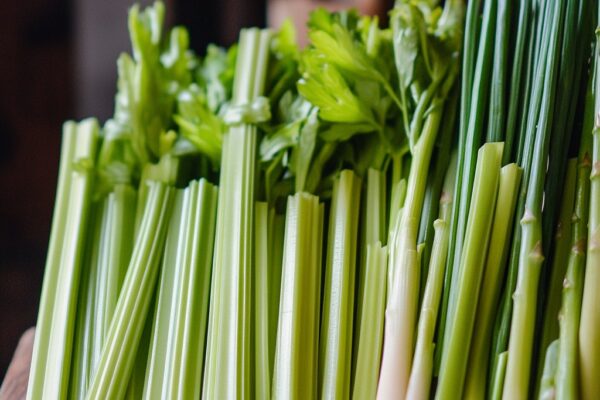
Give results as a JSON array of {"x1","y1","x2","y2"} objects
[{"x1": 98, "y1": 1, "x2": 196, "y2": 192}]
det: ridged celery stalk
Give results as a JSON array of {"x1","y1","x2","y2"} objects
[
  {"x1": 436, "y1": 142, "x2": 504, "y2": 399},
  {"x1": 319, "y1": 170, "x2": 361, "y2": 399},
  {"x1": 86, "y1": 181, "x2": 174, "y2": 399},
  {"x1": 161, "y1": 180, "x2": 217, "y2": 399},
  {"x1": 28, "y1": 119, "x2": 99, "y2": 400},
  {"x1": 255, "y1": 203, "x2": 284, "y2": 400},
  {"x1": 143, "y1": 190, "x2": 185, "y2": 398},
  {"x1": 579, "y1": 21, "x2": 600, "y2": 400},
  {"x1": 352, "y1": 243, "x2": 388, "y2": 400},
  {"x1": 464, "y1": 163, "x2": 522, "y2": 399},
  {"x1": 272, "y1": 193, "x2": 324, "y2": 400},
  {"x1": 354, "y1": 168, "x2": 386, "y2": 374},
  {"x1": 202, "y1": 28, "x2": 271, "y2": 399},
  {"x1": 69, "y1": 201, "x2": 105, "y2": 399},
  {"x1": 405, "y1": 152, "x2": 456, "y2": 400}
]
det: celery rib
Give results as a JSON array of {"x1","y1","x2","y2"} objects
[{"x1": 319, "y1": 170, "x2": 361, "y2": 399}]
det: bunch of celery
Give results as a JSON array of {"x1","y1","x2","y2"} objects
[{"x1": 26, "y1": 0, "x2": 600, "y2": 399}]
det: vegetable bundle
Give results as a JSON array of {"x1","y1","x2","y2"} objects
[{"x1": 27, "y1": 0, "x2": 600, "y2": 399}]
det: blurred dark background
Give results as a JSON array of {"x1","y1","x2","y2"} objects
[{"x1": 0, "y1": 0, "x2": 387, "y2": 379}]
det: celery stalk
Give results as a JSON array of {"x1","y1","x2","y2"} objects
[
  {"x1": 164, "y1": 180, "x2": 218, "y2": 399},
  {"x1": 28, "y1": 119, "x2": 99, "y2": 400},
  {"x1": 202, "y1": 28, "x2": 271, "y2": 399},
  {"x1": 319, "y1": 170, "x2": 361, "y2": 399},
  {"x1": 86, "y1": 181, "x2": 174, "y2": 399},
  {"x1": 463, "y1": 163, "x2": 522, "y2": 399},
  {"x1": 28, "y1": 121, "x2": 79, "y2": 400},
  {"x1": 353, "y1": 168, "x2": 386, "y2": 375},
  {"x1": 255, "y1": 203, "x2": 285, "y2": 400},
  {"x1": 273, "y1": 193, "x2": 324, "y2": 399},
  {"x1": 436, "y1": 142, "x2": 504, "y2": 399},
  {"x1": 69, "y1": 201, "x2": 105, "y2": 399},
  {"x1": 143, "y1": 190, "x2": 185, "y2": 399},
  {"x1": 352, "y1": 243, "x2": 388, "y2": 400}
]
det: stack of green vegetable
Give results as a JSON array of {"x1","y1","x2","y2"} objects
[{"x1": 26, "y1": 0, "x2": 600, "y2": 399}]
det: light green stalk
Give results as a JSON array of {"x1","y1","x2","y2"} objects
[
  {"x1": 378, "y1": 104, "x2": 444, "y2": 399},
  {"x1": 405, "y1": 151, "x2": 456, "y2": 400},
  {"x1": 490, "y1": 352, "x2": 508, "y2": 400},
  {"x1": 163, "y1": 180, "x2": 218, "y2": 399},
  {"x1": 255, "y1": 203, "x2": 285, "y2": 400},
  {"x1": 27, "y1": 120, "x2": 99, "y2": 400},
  {"x1": 555, "y1": 152, "x2": 591, "y2": 399},
  {"x1": 86, "y1": 181, "x2": 174, "y2": 400},
  {"x1": 272, "y1": 193, "x2": 324, "y2": 400},
  {"x1": 69, "y1": 201, "x2": 105, "y2": 399},
  {"x1": 202, "y1": 28, "x2": 271, "y2": 399},
  {"x1": 354, "y1": 168, "x2": 387, "y2": 378},
  {"x1": 464, "y1": 163, "x2": 522, "y2": 399},
  {"x1": 436, "y1": 142, "x2": 504, "y2": 399},
  {"x1": 143, "y1": 190, "x2": 185, "y2": 399},
  {"x1": 537, "y1": 158, "x2": 578, "y2": 379},
  {"x1": 539, "y1": 340, "x2": 559, "y2": 400},
  {"x1": 352, "y1": 243, "x2": 388, "y2": 400},
  {"x1": 579, "y1": 25, "x2": 600, "y2": 400},
  {"x1": 319, "y1": 170, "x2": 361, "y2": 399}
]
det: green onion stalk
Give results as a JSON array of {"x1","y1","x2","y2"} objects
[
  {"x1": 489, "y1": 0, "x2": 545, "y2": 380},
  {"x1": 436, "y1": 0, "x2": 495, "y2": 371},
  {"x1": 463, "y1": 163, "x2": 522, "y2": 399},
  {"x1": 579, "y1": 18, "x2": 600, "y2": 400},
  {"x1": 435, "y1": 142, "x2": 504, "y2": 399},
  {"x1": 405, "y1": 152, "x2": 456, "y2": 399},
  {"x1": 503, "y1": 0, "x2": 567, "y2": 397},
  {"x1": 378, "y1": 1, "x2": 463, "y2": 397}
]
